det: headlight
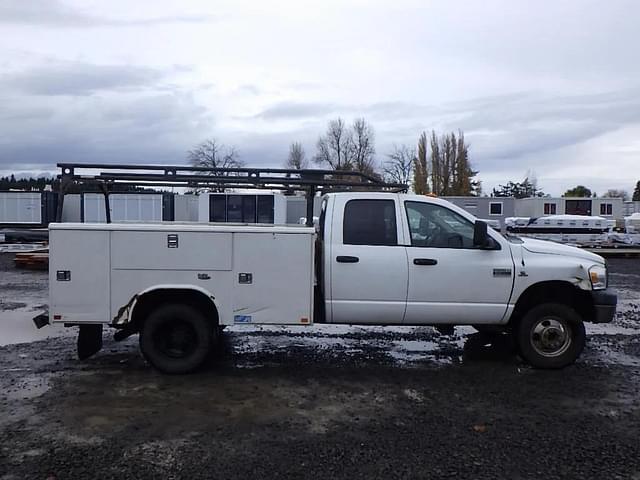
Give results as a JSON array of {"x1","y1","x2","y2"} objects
[{"x1": 589, "y1": 265, "x2": 607, "y2": 290}]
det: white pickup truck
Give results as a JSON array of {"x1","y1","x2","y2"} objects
[{"x1": 35, "y1": 192, "x2": 617, "y2": 373}]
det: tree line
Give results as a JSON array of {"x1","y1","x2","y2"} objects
[{"x1": 189, "y1": 117, "x2": 481, "y2": 196}]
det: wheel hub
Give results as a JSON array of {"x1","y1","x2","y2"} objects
[
  {"x1": 530, "y1": 318, "x2": 572, "y2": 357},
  {"x1": 156, "y1": 320, "x2": 197, "y2": 359}
]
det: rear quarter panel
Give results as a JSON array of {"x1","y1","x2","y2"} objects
[{"x1": 49, "y1": 228, "x2": 111, "y2": 323}]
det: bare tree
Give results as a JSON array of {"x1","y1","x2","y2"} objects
[
  {"x1": 602, "y1": 189, "x2": 629, "y2": 201},
  {"x1": 314, "y1": 117, "x2": 353, "y2": 170},
  {"x1": 384, "y1": 144, "x2": 414, "y2": 186},
  {"x1": 187, "y1": 138, "x2": 243, "y2": 192},
  {"x1": 350, "y1": 118, "x2": 376, "y2": 176},
  {"x1": 285, "y1": 142, "x2": 308, "y2": 170}
]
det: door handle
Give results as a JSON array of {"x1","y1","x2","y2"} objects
[
  {"x1": 336, "y1": 255, "x2": 359, "y2": 263},
  {"x1": 413, "y1": 258, "x2": 437, "y2": 266}
]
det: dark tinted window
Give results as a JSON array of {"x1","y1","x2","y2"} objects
[
  {"x1": 226, "y1": 195, "x2": 243, "y2": 222},
  {"x1": 257, "y1": 196, "x2": 274, "y2": 223},
  {"x1": 209, "y1": 195, "x2": 226, "y2": 222},
  {"x1": 565, "y1": 200, "x2": 592, "y2": 215},
  {"x1": 242, "y1": 196, "x2": 256, "y2": 222},
  {"x1": 600, "y1": 203, "x2": 612, "y2": 215},
  {"x1": 489, "y1": 202, "x2": 502, "y2": 215},
  {"x1": 343, "y1": 200, "x2": 397, "y2": 246}
]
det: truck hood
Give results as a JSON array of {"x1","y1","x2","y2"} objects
[{"x1": 519, "y1": 237, "x2": 605, "y2": 264}]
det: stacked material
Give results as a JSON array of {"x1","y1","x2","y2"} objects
[
  {"x1": 14, "y1": 248, "x2": 49, "y2": 270},
  {"x1": 505, "y1": 215, "x2": 610, "y2": 246},
  {"x1": 607, "y1": 232, "x2": 640, "y2": 245},
  {"x1": 625, "y1": 213, "x2": 640, "y2": 234}
]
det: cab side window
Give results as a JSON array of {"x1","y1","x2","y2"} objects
[
  {"x1": 405, "y1": 201, "x2": 475, "y2": 249},
  {"x1": 343, "y1": 200, "x2": 397, "y2": 246}
]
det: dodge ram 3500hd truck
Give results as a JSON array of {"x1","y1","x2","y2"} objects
[{"x1": 35, "y1": 192, "x2": 617, "y2": 373}]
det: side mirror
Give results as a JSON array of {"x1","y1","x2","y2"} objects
[{"x1": 473, "y1": 220, "x2": 494, "y2": 249}]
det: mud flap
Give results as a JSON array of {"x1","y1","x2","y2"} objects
[{"x1": 77, "y1": 324, "x2": 103, "y2": 360}]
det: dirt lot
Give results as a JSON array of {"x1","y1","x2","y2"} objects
[{"x1": 1, "y1": 253, "x2": 639, "y2": 479}]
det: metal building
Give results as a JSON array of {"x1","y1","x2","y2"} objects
[
  {"x1": 515, "y1": 197, "x2": 624, "y2": 220},
  {"x1": 443, "y1": 196, "x2": 516, "y2": 229}
]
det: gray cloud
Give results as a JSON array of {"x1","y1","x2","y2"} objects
[
  {"x1": 453, "y1": 89, "x2": 640, "y2": 169},
  {"x1": 0, "y1": 62, "x2": 176, "y2": 96},
  {"x1": 0, "y1": 89, "x2": 214, "y2": 172},
  {"x1": 0, "y1": 0, "x2": 212, "y2": 28},
  {"x1": 252, "y1": 89, "x2": 640, "y2": 171},
  {"x1": 254, "y1": 102, "x2": 339, "y2": 120}
]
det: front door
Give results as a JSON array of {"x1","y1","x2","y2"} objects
[
  {"x1": 329, "y1": 197, "x2": 408, "y2": 324},
  {"x1": 403, "y1": 201, "x2": 514, "y2": 325}
]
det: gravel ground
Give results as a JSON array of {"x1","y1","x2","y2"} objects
[{"x1": 0, "y1": 254, "x2": 639, "y2": 479}]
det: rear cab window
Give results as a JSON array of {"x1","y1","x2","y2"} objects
[{"x1": 343, "y1": 199, "x2": 397, "y2": 246}]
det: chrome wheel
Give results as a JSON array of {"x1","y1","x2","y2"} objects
[{"x1": 530, "y1": 318, "x2": 572, "y2": 358}]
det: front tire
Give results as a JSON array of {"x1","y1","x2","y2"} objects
[
  {"x1": 515, "y1": 303, "x2": 586, "y2": 369},
  {"x1": 139, "y1": 303, "x2": 214, "y2": 374}
]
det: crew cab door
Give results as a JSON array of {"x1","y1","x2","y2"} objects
[
  {"x1": 402, "y1": 200, "x2": 514, "y2": 324},
  {"x1": 327, "y1": 196, "x2": 408, "y2": 324}
]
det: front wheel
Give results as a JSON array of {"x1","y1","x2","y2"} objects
[
  {"x1": 515, "y1": 303, "x2": 586, "y2": 369},
  {"x1": 139, "y1": 303, "x2": 214, "y2": 374}
]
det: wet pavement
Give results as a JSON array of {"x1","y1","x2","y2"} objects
[{"x1": 0, "y1": 254, "x2": 639, "y2": 479}]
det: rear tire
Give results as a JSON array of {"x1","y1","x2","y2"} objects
[
  {"x1": 515, "y1": 303, "x2": 586, "y2": 369},
  {"x1": 139, "y1": 303, "x2": 214, "y2": 374}
]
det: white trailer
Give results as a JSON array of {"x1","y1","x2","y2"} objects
[
  {"x1": 0, "y1": 191, "x2": 57, "y2": 226},
  {"x1": 38, "y1": 192, "x2": 617, "y2": 373},
  {"x1": 82, "y1": 193, "x2": 172, "y2": 223},
  {"x1": 197, "y1": 193, "x2": 286, "y2": 224}
]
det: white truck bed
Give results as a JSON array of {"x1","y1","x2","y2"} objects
[{"x1": 48, "y1": 222, "x2": 315, "y2": 327}]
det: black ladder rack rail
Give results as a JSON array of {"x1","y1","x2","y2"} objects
[{"x1": 55, "y1": 163, "x2": 408, "y2": 226}]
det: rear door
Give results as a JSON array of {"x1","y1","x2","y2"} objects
[
  {"x1": 328, "y1": 196, "x2": 408, "y2": 324},
  {"x1": 402, "y1": 200, "x2": 514, "y2": 325}
]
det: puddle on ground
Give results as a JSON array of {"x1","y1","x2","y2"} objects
[
  {"x1": 0, "y1": 308, "x2": 73, "y2": 346},
  {"x1": 3, "y1": 373, "x2": 53, "y2": 401}
]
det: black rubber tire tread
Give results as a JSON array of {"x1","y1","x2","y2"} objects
[
  {"x1": 139, "y1": 303, "x2": 213, "y2": 374},
  {"x1": 516, "y1": 302, "x2": 586, "y2": 369}
]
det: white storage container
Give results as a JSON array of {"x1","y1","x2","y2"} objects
[
  {"x1": 0, "y1": 192, "x2": 42, "y2": 224},
  {"x1": 83, "y1": 193, "x2": 170, "y2": 223},
  {"x1": 198, "y1": 193, "x2": 286, "y2": 224}
]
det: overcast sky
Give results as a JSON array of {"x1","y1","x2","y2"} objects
[{"x1": 1, "y1": 0, "x2": 638, "y2": 195}]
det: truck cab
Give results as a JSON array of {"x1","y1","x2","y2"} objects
[{"x1": 319, "y1": 192, "x2": 616, "y2": 368}]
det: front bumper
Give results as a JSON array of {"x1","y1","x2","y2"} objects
[{"x1": 590, "y1": 288, "x2": 617, "y2": 324}]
